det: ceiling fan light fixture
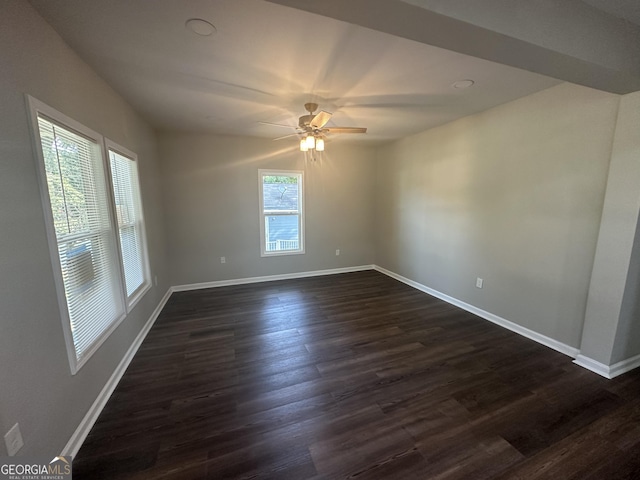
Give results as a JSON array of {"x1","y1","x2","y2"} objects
[
  {"x1": 262, "y1": 103, "x2": 366, "y2": 155},
  {"x1": 305, "y1": 135, "x2": 316, "y2": 149}
]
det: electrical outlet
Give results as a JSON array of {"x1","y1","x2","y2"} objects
[
  {"x1": 220, "y1": 256, "x2": 226, "y2": 264},
  {"x1": 4, "y1": 423, "x2": 24, "y2": 456},
  {"x1": 476, "y1": 277, "x2": 484, "y2": 289},
  {"x1": 336, "y1": 249, "x2": 340, "y2": 256}
]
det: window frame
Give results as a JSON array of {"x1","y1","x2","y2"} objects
[
  {"x1": 27, "y1": 95, "x2": 150, "y2": 374},
  {"x1": 105, "y1": 140, "x2": 151, "y2": 311},
  {"x1": 258, "y1": 169, "x2": 305, "y2": 257}
]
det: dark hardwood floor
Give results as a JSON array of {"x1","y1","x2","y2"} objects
[{"x1": 73, "y1": 271, "x2": 640, "y2": 479}]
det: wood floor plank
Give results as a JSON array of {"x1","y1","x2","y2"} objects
[{"x1": 72, "y1": 271, "x2": 640, "y2": 479}]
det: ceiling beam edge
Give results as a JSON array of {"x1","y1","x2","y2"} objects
[{"x1": 265, "y1": 0, "x2": 640, "y2": 94}]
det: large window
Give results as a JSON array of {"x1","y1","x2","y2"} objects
[
  {"x1": 28, "y1": 97, "x2": 149, "y2": 373},
  {"x1": 259, "y1": 170, "x2": 304, "y2": 256}
]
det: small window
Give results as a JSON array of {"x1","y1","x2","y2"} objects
[
  {"x1": 259, "y1": 170, "x2": 304, "y2": 256},
  {"x1": 107, "y1": 143, "x2": 150, "y2": 307}
]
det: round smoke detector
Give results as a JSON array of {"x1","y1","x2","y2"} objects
[
  {"x1": 452, "y1": 79, "x2": 475, "y2": 89},
  {"x1": 186, "y1": 18, "x2": 217, "y2": 37}
]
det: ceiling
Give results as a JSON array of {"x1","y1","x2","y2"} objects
[
  {"x1": 581, "y1": 0, "x2": 640, "y2": 25},
  {"x1": 28, "y1": 0, "x2": 637, "y2": 143}
]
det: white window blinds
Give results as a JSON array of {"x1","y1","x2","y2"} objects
[
  {"x1": 37, "y1": 115, "x2": 124, "y2": 367},
  {"x1": 108, "y1": 149, "x2": 149, "y2": 301}
]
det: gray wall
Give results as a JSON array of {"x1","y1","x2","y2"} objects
[
  {"x1": 0, "y1": 1, "x2": 168, "y2": 455},
  {"x1": 614, "y1": 208, "x2": 640, "y2": 363},
  {"x1": 375, "y1": 83, "x2": 619, "y2": 349},
  {"x1": 600, "y1": 90, "x2": 640, "y2": 365},
  {"x1": 158, "y1": 132, "x2": 376, "y2": 286},
  {"x1": 579, "y1": 90, "x2": 640, "y2": 365}
]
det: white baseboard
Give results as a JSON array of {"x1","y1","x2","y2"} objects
[
  {"x1": 172, "y1": 265, "x2": 375, "y2": 292},
  {"x1": 62, "y1": 287, "x2": 173, "y2": 457},
  {"x1": 574, "y1": 352, "x2": 640, "y2": 379},
  {"x1": 609, "y1": 353, "x2": 640, "y2": 378},
  {"x1": 373, "y1": 265, "x2": 580, "y2": 359},
  {"x1": 573, "y1": 355, "x2": 611, "y2": 378}
]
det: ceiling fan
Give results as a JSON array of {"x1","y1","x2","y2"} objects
[{"x1": 260, "y1": 103, "x2": 367, "y2": 151}]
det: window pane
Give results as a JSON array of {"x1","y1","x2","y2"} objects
[
  {"x1": 38, "y1": 121, "x2": 98, "y2": 236},
  {"x1": 262, "y1": 175, "x2": 300, "y2": 212},
  {"x1": 59, "y1": 233, "x2": 120, "y2": 356},
  {"x1": 265, "y1": 214, "x2": 300, "y2": 252},
  {"x1": 109, "y1": 149, "x2": 148, "y2": 299},
  {"x1": 37, "y1": 115, "x2": 123, "y2": 365},
  {"x1": 259, "y1": 170, "x2": 304, "y2": 256},
  {"x1": 39, "y1": 127, "x2": 69, "y2": 235},
  {"x1": 54, "y1": 129, "x2": 95, "y2": 235}
]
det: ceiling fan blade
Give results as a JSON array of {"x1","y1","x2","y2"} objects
[
  {"x1": 272, "y1": 133, "x2": 301, "y2": 141},
  {"x1": 324, "y1": 127, "x2": 367, "y2": 134},
  {"x1": 310, "y1": 111, "x2": 332, "y2": 129},
  {"x1": 259, "y1": 121, "x2": 296, "y2": 129}
]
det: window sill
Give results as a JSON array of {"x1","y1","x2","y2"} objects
[{"x1": 261, "y1": 249, "x2": 306, "y2": 258}]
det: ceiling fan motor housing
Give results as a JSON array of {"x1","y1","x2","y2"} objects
[
  {"x1": 298, "y1": 114, "x2": 315, "y2": 129},
  {"x1": 299, "y1": 102, "x2": 320, "y2": 129}
]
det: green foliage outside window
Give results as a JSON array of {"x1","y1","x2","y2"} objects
[
  {"x1": 40, "y1": 130, "x2": 94, "y2": 237},
  {"x1": 262, "y1": 175, "x2": 297, "y2": 184}
]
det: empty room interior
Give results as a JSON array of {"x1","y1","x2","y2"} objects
[{"x1": 2, "y1": 0, "x2": 640, "y2": 478}]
